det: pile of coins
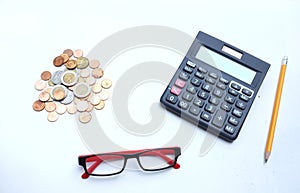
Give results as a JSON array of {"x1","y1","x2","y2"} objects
[{"x1": 32, "y1": 49, "x2": 112, "y2": 123}]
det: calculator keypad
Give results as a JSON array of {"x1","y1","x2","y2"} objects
[{"x1": 162, "y1": 60, "x2": 255, "y2": 141}]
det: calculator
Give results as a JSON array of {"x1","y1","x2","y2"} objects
[{"x1": 160, "y1": 31, "x2": 270, "y2": 142}]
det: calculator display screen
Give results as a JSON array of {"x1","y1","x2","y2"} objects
[{"x1": 195, "y1": 46, "x2": 256, "y2": 84}]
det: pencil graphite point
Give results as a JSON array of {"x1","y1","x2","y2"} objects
[{"x1": 265, "y1": 151, "x2": 271, "y2": 163}]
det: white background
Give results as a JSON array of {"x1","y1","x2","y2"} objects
[{"x1": 0, "y1": 0, "x2": 300, "y2": 192}]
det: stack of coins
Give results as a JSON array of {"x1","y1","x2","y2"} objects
[{"x1": 32, "y1": 49, "x2": 112, "y2": 123}]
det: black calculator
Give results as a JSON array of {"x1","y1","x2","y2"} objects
[{"x1": 160, "y1": 31, "x2": 270, "y2": 142}]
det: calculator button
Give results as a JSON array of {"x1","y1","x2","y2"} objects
[
  {"x1": 170, "y1": 86, "x2": 182, "y2": 96},
  {"x1": 189, "y1": 105, "x2": 200, "y2": 116},
  {"x1": 205, "y1": 77, "x2": 216, "y2": 85},
  {"x1": 232, "y1": 109, "x2": 243, "y2": 118},
  {"x1": 212, "y1": 110, "x2": 227, "y2": 128},
  {"x1": 216, "y1": 82, "x2": 226, "y2": 90},
  {"x1": 194, "y1": 71, "x2": 204, "y2": 79},
  {"x1": 228, "y1": 116, "x2": 239, "y2": 126},
  {"x1": 225, "y1": 95, "x2": 235, "y2": 104},
  {"x1": 166, "y1": 94, "x2": 178, "y2": 104},
  {"x1": 193, "y1": 98, "x2": 205, "y2": 108},
  {"x1": 175, "y1": 79, "x2": 186, "y2": 88},
  {"x1": 213, "y1": 88, "x2": 224, "y2": 98},
  {"x1": 209, "y1": 96, "x2": 220, "y2": 106},
  {"x1": 201, "y1": 112, "x2": 211, "y2": 122},
  {"x1": 205, "y1": 104, "x2": 216, "y2": 114},
  {"x1": 187, "y1": 61, "x2": 196, "y2": 68},
  {"x1": 198, "y1": 91, "x2": 209, "y2": 100},
  {"x1": 198, "y1": 67, "x2": 207, "y2": 74},
  {"x1": 178, "y1": 100, "x2": 189, "y2": 110},
  {"x1": 183, "y1": 66, "x2": 194, "y2": 73},
  {"x1": 182, "y1": 92, "x2": 194, "y2": 102},
  {"x1": 179, "y1": 72, "x2": 190, "y2": 80},
  {"x1": 219, "y1": 77, "x2": 229, "y2": 84},
  {"x1": 236, "y1": 100, "x2": 247, "y2": 110},
  {"x1": 221, "y1": 103, "x2": 232, "y2": 112},
  {"x1": 202, "y1": 83, "x2": 213, "y2": 92},
  {"x1": 224, "y1": 125, "x2": 235, "y2": 134},
  {"x1": 186, "y1": 85, "x2": 197, "y2": 94},
  {"x1": 209, "y1": 72, "x2": 218, "y2": 79},
  {"x1": 242, "y1": 88, "x2": 253, "y2": 96},
  {"x1": 191, "y1": 77, "x2": 202, "y2": 87},
  {"x1": 231, "y1": 82, "x2": 241, "y2": 91},
  {"x1": 228, "y1": 88, "x2": 239, "y2": 96},
  {"x1": 239, "y1": 94, "x2": 249, "y2": 102}
]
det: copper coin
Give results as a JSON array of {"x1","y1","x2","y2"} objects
[
  {"x1": 101, "y1": 79, "x2": 112, "y2": 89},
  {"x1": 60, "y1": 53, "x2": 69, "y2": 63},
  {"x1": 53, "y1": 56, "x2": 64, "y2": 67},
  {"x1": 39, "y1": 91, "x2": 50, "y2": 102},
  {"x1": 41, "y1": 71, "x2": 52, "y2": 81},
  {"x1": 89, "y1": 59, "x2": 100, "y2": 69},
  {"x1": 92, "y1": 68, "x2": 104, "y2": 79},
  {"x1": 63, "y1": 49, "x2": 73, "y2": 57},
  {"x1": 32, "y1": 100, "x2": 45, "y2": 111},
  {"x1": 56, "y1": 104, "x2": 67, "y2": 115},
  {"x1": 65, "y1": 60, "x2": 77, "y2": 70},
  {"x1": 34, "y1": 80, "x2": 47, "y2": 91},
  {"x1": 73, "y1": 49, "x2": 83, "y2": 58},
  {"x1": 79, "y1": 112, "x2": 92, "y2": 123},
  {"x1": 67, "y1": 103, "x2": 77, "y2": 114},
  {"x1": 86, "y1": 102, "x2": 94, "y2": 112},
  {"x1": 95, "y1": 100, "x2": 105, "y2": 110},
  {"x1": 45, "y1": 102, "x2": 56, "y2": 112},
  {"x1": 47, "y1": 112, "x2": 59, "y2": 122},
  {"x1": 89, "y1": 95, "x2": 101, "y2": 106},
  {"x1": 44, "y1": 88, "x2": 52, "y2": 93}
]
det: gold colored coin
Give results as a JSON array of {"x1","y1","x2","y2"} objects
[
  {"x1": 73, "y1": 97, "x2": 81, "y2": 104},
  {"x1": 86, "y1": 102, "x2": 94, "y2": 112},
  {"x1": 89, "y1": 95, "x2": 101, "y2": 106},
  {"x1": 78, "y1": 76, "x2": 85, "y2": 83},
  {"x1": 48, "y1": 80, "x2": 55, "y2": 86},
  {"x1": 63, "y1": 49, "x2": 73, "y2": 57},
  {"x1": 67, "y1": 103, "x2": 77, "y2": 114},
  {"x1": 44, "y1": 87, "x2": 52, "y2": 93},
  {"x1": 47, "y1": 112, "x2": 59, "y2": 122},
  {"x1": 86, "y1": 76, "x2": 96, "y2": 85},
  {"x1": 41, "y1": 71, "x2": 52, "y2": 81},
  {"x1": 79, "y1": 112, "x2": 92, "y2": 123},
  {"x1": 77, "y1": 100, "x2": 89, "y2": 112},
  {"x1": 92, "y1": 83, "x2": 102, "y2": 93},
  {"x1": 39, "y1": 91, "x2": 50, "y2": 102},
  {"x1": 45, "y1": 102, "x2": 56, "y2": 112},
  {"x1": 51, "y1": 86, "x2": 67, "y2": 101},
  {"x1": 76, "y1": 57, "x2": 89, "y2": 69},
  {"x1": 92, "y1": 68, "x2": 104, "y2": 79},
  {"x1": 80, "y1": 68, "x2": 90, "y2": 78},
  {"x1": 61, "y1": 71, "x2": 77, "y2": 86},
  {"x1": 56, "y1": 104, "x2": 67, "y2": 115},
  {"x1": 32, "y1": 100, "x2": 45, "y2": 111},
  {"x1": 73, "y1": 49, "x2": 83, "y2": 58},
  {"x1": 65, "y1": 60, "x2": 77, "y2": 70},
  {"x1": 34, "y1": 80, "x2": 47, "y2": 91},
  {"x1": 95, "y1": 100, "x2": 105, "y2": 110},
  {"x1": 101, "y1": 79, "x2": 112, "y2": 89},
  {"x1": 89, "y1": 59, "x2": 100, "y2": 69},
  {"x1": 60, "y1": 53, "x2": 69, "y2": 63},
  {"x1": 99, "y1": 90, "x2": 110, "y2": 101},
  {"x1": 53, "y1": 56, "x2": 64, "y2": 67}
]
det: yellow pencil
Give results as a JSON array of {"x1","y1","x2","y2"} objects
[{"x1": 265, "y1": 56, "x2": 288, "y2": 162}]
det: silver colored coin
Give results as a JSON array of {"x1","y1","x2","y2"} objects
[
  {"x1": 61, "y1": 89, "x2": 74, "y2": 104},
  {"x1": 73, "y1": 82, "x2": 91, "y2": 98},
  {"x1": 77, "y1": 100, "x2": 89, "y2": 112},
  {"x1": 80, "y1": 68, "x2": 90, "y2": 78},
  {"x1": 86, "y1": 76, "x2": 96, "y2": 85},
  {"x1": 76, "y1": 57, "x2": 89, "y2": 69},
  {"x1": 51, "y1": 70, "x2": 64, "y2": 85}
]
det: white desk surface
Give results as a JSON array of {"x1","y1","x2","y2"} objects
[{"x1": 1, "y1": 0, "x2": 299, "y2": 192}]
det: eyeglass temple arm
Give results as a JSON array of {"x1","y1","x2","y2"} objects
[{"x1": 82, "y1": 149, "x2": 180, "y2": 178}]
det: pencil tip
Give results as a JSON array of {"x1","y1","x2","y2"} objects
[{"x1": 265, "y1": 152, "x2": 271, "y2": 163}]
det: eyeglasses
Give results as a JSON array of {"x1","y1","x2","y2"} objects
[{"x1": 78, "y1": 147, "x2": 181, "y2": 178}]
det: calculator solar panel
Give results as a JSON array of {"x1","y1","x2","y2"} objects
[{"x1": 160, "y1": 31, "x2": 270, "y2": 142}]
